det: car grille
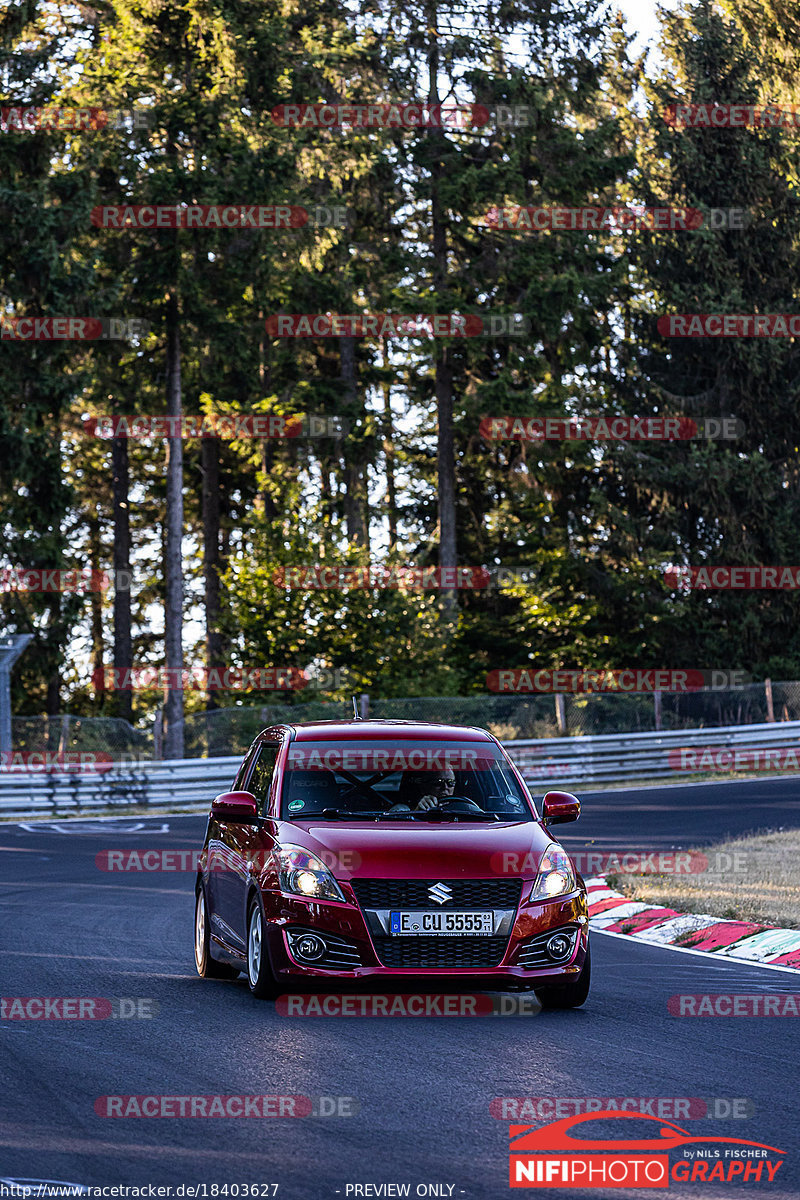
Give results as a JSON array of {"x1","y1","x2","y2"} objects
[
  {"x1": 285, "y1": 927, "x2": 363, "y2": 970},
  {"x1": 350, "y1": 878, "x2": 523, "y2": 909},
  {"x1": 372, "y1": 935, "x2": 509, "y2": 969},
  {"x1": 516, "y1": 925, "x2": 580, "y2": 969}
]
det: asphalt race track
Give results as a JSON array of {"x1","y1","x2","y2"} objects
[{"x1": 1, "y1": 777, "x2": 799, "y2": 1199}]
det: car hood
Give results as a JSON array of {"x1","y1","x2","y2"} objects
[{"x1": 271, "y1": 818, "x2": 558, "y2": 880}]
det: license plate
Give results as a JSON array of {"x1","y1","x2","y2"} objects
[{"x1": 389, "y1": 910, "x2": 494, "y2": 936}]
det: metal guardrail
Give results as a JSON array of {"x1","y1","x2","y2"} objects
[
  {"x1": 1, "y1": 721, "x2": 799, "y2": 817},
  {"x1": 505, "y1": 720, "x2": 800, "y2": 787},
  {"x1": 0, "y1": 757, "x2": 238, "y2": 819}
]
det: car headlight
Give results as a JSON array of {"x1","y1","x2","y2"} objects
[
  {"x1": 273, "y1": 846, "x2": 346, "y2": 902},
  {"x1": 528, "y1": 845, "x2": 576, "y2": 901}
]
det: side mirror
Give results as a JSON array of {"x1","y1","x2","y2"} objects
[
  {"x1": 211, "y1": 791, "x2": 259, "y2": 823},
  {"x1": 542, "y1": 790, "x2": 580, "y2": 825}
]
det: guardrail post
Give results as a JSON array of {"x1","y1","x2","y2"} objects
[
  {"x1": 555, "y1": 693, "x2": 567, "y2": 735},
  {"x1": 57, "y1": 714, "x2": 69, "y2": 757},
  {"x1": 765, "y1": 678, "x2": 775, "y2": 722},
  {"x1": 654, "y1": 689, "x2": 662, "y2": 731},
  {"x1": 153, "y1": 710, "x2": 163, "y2": 759},
  {"x1": 0, "y1": 634, "x2": 33, "y2": 760}
]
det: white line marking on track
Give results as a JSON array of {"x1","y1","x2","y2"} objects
[
  {"x1": 15, "y1": 820, "x2": 170, "y2": 833},
  {"x1": 594, "y1": 928, "x2": 800, "y2": 974},
  {"x1": 581, "y1": 772, "x2": 800, "y2": 794}
]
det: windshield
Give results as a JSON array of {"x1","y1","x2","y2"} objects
[{"x1": 279, "y1": 738, "x2": 534, "y2": 822}]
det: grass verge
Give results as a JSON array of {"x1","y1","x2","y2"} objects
[{"x1": 607, "y1": 828, "x2": 800, "y2": 930}]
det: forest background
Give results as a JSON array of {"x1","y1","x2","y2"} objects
[{"x1": 3, "y1": 0, "x2": 800, "y2": 755}]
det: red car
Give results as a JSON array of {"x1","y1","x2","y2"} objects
[{"x1": 193, "y1": 719, "x2": 590, "y2": 1007}]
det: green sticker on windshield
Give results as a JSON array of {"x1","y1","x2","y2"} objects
[{"x1": 288, "y1": 799, "x2": 305, "y2": 811}]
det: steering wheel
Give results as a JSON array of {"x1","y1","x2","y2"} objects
[{"x1": 433, "y1": 796, "x2": 484, "y2": 813}]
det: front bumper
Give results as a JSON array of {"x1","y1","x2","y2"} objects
[{"x1": 260, "y1": 881, "x2": 589, "y2": 987}]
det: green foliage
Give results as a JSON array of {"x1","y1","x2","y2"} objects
[{"x1": 4, "y1": 0, "x2": 800, "y2": 717}]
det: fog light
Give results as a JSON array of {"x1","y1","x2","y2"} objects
[
  {"x1": 546, "y1": 932, "x2": 575, "y2": 962},
  {"x1": 291, "y1": 933, "x2": 326, "y2": 962}
]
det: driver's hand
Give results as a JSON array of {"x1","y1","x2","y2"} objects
[{"x1": 416, "y1": 794, "x2": 439, "y2": 811}]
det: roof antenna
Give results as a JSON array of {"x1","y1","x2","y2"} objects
[{"x1": 352, "y1": 695, "x2": 362, "y2": 719}]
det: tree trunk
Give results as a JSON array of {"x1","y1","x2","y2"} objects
[
  {"x1": 383, "y1": 369, "x2": 398, "y2": 551},
  {"x1": 111, "y1": 432, "x2": 132, "y2": 721},
  {"x1": 88, "y1": 509, "x2": 105, "y2": 708},
  {"x1": 259, "y1": 440, "x2": 278, "y2": 521},
  {"x1": 202, "y1": 436, "x2": 223, "y2": 711},
  {"x1": 257, "y1": 308, "x2": 278, "y2": 521},
  {"x1": 435, "y1": 347, "x2": 456, "y2": 568},
  {"x1": 341, "y1": 335, "x2": 369, "y2": 547},
  {"x1": 427, "y1": 5, "x2": 457, "y2": 609},
  {"x1": 320, "y1": 457, "x2": 333, "y2": 532},
  {"x1": 45, "y1": 596, "x2": 60, "y2": 716},
  {"x1": 163, "y1": 284, "x2": 184, "y2": 758}
]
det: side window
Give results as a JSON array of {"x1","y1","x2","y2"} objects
[
  {"x1": 232, "y1": 748, "x2": 255, "y2": 792},
  {"x1": 248, "y1": 743, "x2": 280, "y2": 815}
]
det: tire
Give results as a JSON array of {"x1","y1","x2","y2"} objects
[
  {"x1": 194, "y1": 886, "x2": 240, "y2": 980},
  {"x1": 246, "y1": 898, "x2": 280, "y2": 999},
  {"x1": 534, "y1": 942, "x2": 591, "y2": 1010}
]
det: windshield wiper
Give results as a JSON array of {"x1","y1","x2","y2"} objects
[
  {"x1": 317, "y1": 808, "x2": 384, "y2": 820},
  {"x1": 312, "y1": 807, "x2": 503, "y2": 822},
  {"x1": 411, "y1": 810, "x2": 501, "y2": 822}
]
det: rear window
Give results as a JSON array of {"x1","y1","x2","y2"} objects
[{"x1": 279, "y1": 738, "x2": 533, "y2": 821}]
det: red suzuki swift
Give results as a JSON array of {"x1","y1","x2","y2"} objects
[{"x1": 193, "y1": 719, "x2": 590, "y2": 1007}]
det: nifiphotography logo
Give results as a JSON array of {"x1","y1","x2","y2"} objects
[{"x1": 508, "y1": 1111, "x2": 785, "y2": 1188}]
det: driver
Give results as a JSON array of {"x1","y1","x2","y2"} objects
[{"x1": 389, "y1": 769, "x2": 456, "y2": 812}]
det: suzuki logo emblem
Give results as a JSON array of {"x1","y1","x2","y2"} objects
[{"x1": 428, "y1": 882, "x2": 452, "y2": 905}]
